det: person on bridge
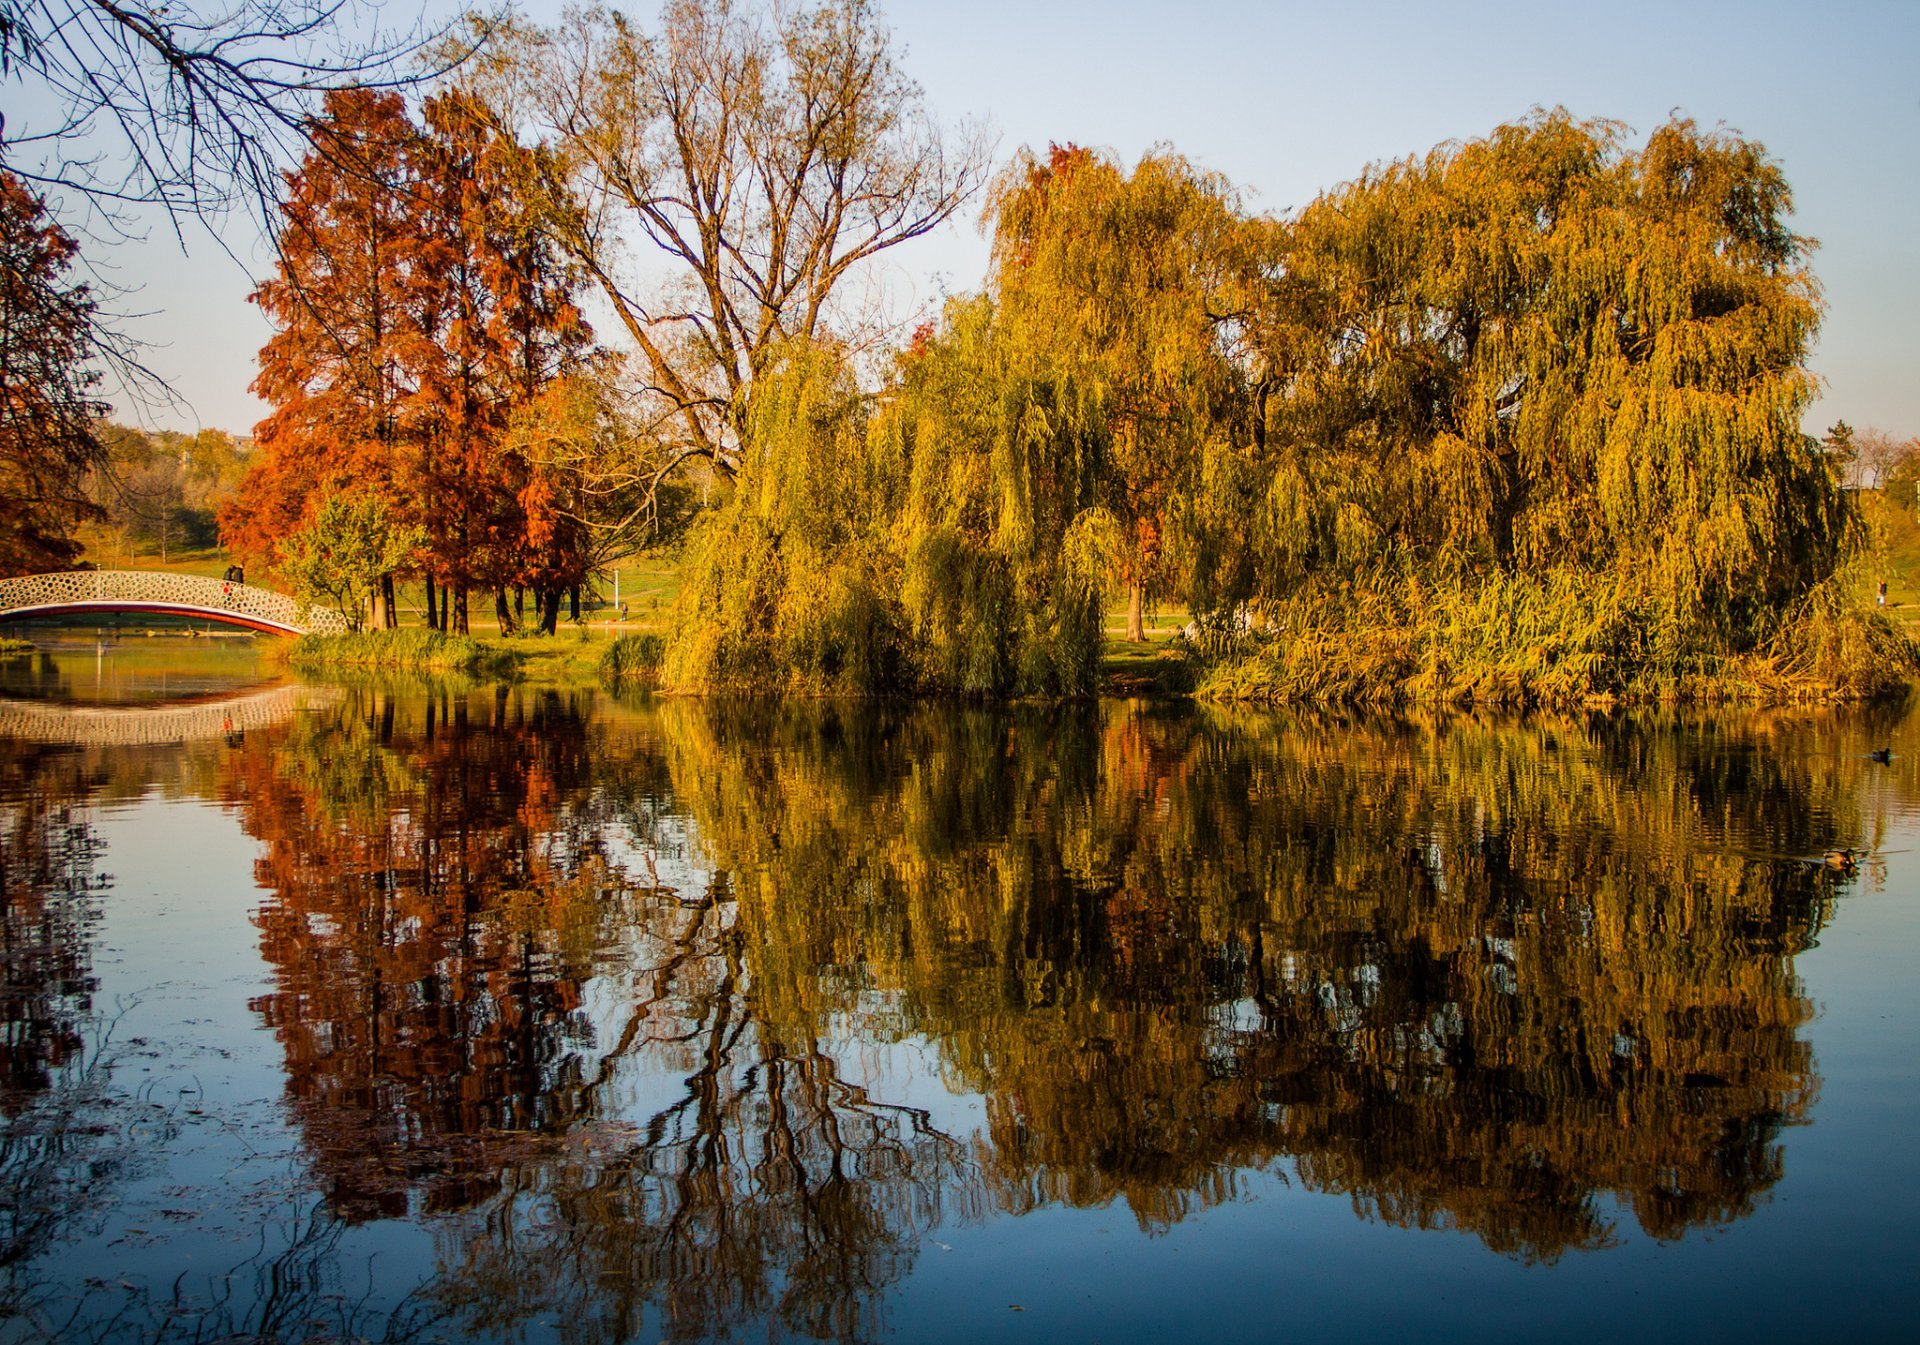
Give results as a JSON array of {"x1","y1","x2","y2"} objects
[{"x1": 223, "y1": 564, "x2": 244, "y2": 585}]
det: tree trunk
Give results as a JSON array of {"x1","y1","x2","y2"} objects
[
  {"x1": 539, "y1": 588, "x2": 561, "y2": 635},
  {"x1": 495, "y1": 587, "x2": 517, "y2": 636},
  {"x1": 1126, "y1": 583, "x2": 1146, "y2": 643},
  {"x1": 453, "y1": 586, "x2": 468, "y2": 636},
  {"x1": 424, "y1": 575, "x2": 439, "y2": 631},
  {"x1": 515, "y1": 585, "x2": 525, "y2": 624},
  {"x1": 381, "y1": 575, "x2": 397, "y2": 629},
  {"x1": 569, "y1": 585, "x2": 580, "y2": 622}
]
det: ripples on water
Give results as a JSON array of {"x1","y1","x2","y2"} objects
[{"x1": 2, "y1": 643, "x2": 1918, "y2": 1342}]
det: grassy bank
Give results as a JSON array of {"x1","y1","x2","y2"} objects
[
  {"x1": 282, "y1": 629, "x2": 519, "y2": 676},
  {"x1": 598, "y1": 633, "x2": 665, "y2": 687},
  {"x1": 280, "y1": 626, "x2": 648, "y2": 686},
  {"x1": 0, "y1": 636, "x2": 35, "y2": 655},
  {"x1": 1194, "y1": 569, "x2": 1918, "y2": 709}
]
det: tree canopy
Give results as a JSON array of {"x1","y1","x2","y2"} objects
[{"x1": 225, "y1": 49, "x2": 1901, "y2": 702}]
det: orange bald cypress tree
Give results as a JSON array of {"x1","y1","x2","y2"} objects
[
  {"x1": 409, "y1": 92, "x2": 591, "y2": 635},
  {"x1": 226, "y1": 89, "x2": 422, "y2": 600}
]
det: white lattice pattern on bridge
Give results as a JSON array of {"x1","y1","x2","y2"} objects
[
  {"x1": 0, "y1": 570, "x2": 351, "y2": 634},
  {"x1": 0, "y1": 683, "x2": 343, "y2": 746}
]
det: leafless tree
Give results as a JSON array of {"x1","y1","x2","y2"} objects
[{"x1": 478, "y1": 0, "x2": 990, "y2": 490}]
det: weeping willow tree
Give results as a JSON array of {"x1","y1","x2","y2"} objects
[
  {"x1": 664, "y1": 341, "x2": 913, "y2": 693},
  {"x1": 985, "y1": 145, "x2": 1260, "y2": 641},
  {"x1": 860, "y1": 147, "x2": 1259, "y2": 692},
  {"x1": 871, "y1": 298, "x2": 1116, "y2": 695},
  {"x1": 1204, "y1": 111, "x2": 1908, "y2": 703},
  {"x1": 663, "y1": 317, "x2": 1123, "y2": 697}
]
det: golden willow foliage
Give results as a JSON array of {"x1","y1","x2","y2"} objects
[
  {"x1": 984, "y1": 145, "x2": 1256, "y2": 624},
  {"x1": 1205, "y1": 112, "x2": 1903, "y2": 703},
  {"x1": 664, "y1": 317, "x2": 1123, "y2": 696},
  {"x1": 664, "y1": 342, "x2": 916, "y2": 693},
  {"x1": 665, "y1": 147, "x2": 1243, "y2": 695},
  {"x1": 660, "y1": 114, "x2": 1896, "y2": 701}
]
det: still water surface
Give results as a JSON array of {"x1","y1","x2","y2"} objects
[{"x1": 3, "y1": 640, "x2": 1918, "y2": 1342}]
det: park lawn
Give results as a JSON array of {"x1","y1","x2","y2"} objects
[
  {"x1": 73, "y1": 533, "x2": 230, "y2": 579},
  {"x1": 370, "y1": 555, "x2": 686, "y2": 634},
  {"x1": 1099, "y1": 600, "x2": 1193, "y2": 695},
  {"x1": 54, "y1": 537, "x2": 1197, "y2": 695},
  {"x1": 1863, "y1": 490, "x2": 1920, "y2": 634}
]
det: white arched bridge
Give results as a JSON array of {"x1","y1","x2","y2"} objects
[{"x1": 0, "y1": 570, "x2": 352, "y2": 636}]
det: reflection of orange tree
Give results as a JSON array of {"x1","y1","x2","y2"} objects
[
  {"x1": 656, "y1": 699, "x2": 1865, "y2": 1260},
  {"x1": 224, "y1": 684, "x2": 967, "y2": 1345},
  {"x1": 227, "y1": 684, "x2": 637, "y2": 1220}
]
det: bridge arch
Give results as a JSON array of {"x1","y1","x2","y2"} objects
[{"x1": 0, "y1": 571, "x2": 352, "y2": 636}]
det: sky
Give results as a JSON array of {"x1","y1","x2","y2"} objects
[{"x1": 66, "y1": 0, "x2": 1920, "y2": 437}]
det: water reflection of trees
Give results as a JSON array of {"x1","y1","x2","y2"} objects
[
  {"x1": 0, "y1": 742, "x2": 137, "y2": 1316},
  {"x1": 658, "y1": 701, "x2": 1854, "y2": 1262},
  {"x1": 228, "y1": 684, "x2": 968, "y2": 1343},
  {"x1": 220, "y1": 690, "x2": 1890, "y2": 1340}
]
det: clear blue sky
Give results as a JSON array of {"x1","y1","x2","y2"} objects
[{"x1": 102, "y1": 0, "x2": 1920, "y2": 437}]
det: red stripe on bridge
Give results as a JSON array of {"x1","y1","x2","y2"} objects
[{"x1": 0, "y1": 601, "x2": 305, "y2": 636}]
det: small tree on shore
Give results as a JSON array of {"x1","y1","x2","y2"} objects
[{"x1": 277, "y1": 494, "x2": 424, "y2": 631}]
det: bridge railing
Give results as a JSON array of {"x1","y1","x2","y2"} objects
[{"x1": 0, "y1": 570, "x2": 351, "y2": 635}]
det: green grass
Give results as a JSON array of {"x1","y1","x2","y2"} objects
[
  {"x1": 1863, "y1": 489, "x2": 1920, "y2": 633},
  {"x1": 0, "y1": 636, "x2": 35, "y2": 655},
  {"x1": 38, "y1": 540, "x2": 1337, "y2": 700},
  {"x1": 283, "y1": 629, "x2": 517, "y2": 675},
  {"x1": 598, "y1": 633, "x2": 665, "y2": 685},
  {"x1": 72, "y1": 533, "x2": 231, "y2": 578}
]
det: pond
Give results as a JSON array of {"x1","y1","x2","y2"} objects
[{"x1": 3, "y1": 639, "x2": 1918, "y2": 1343}]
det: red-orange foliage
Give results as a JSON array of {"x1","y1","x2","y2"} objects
[
  {"x1": 0, "y1": 171, "x2": 107, "y2": 575},
  {"x1": 223, "y1": 89, "x2": 591, "y2": 632},
  {"x1": 227, "y1": 89, "x2": 419, "y2": 565}
]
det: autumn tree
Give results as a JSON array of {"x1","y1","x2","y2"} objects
[
  {"x1": 277, "y1": 493, "x2": 425, "y2": 630},
  {"x1": 225, "y1": 87, "x2": 422, "y2": 588},
  {"x1": 1199, "y1": 111, "x2": 1883, "y2": 701},
  {"x1": 228, "y1": 88, "x2": 591, "y2": 634},
  {"x1": 987, "y1": 145, "x2": 1260, "y2": 641},
  {"x1": 89, "y1": 422, "x2": 248, "y2": 564},
  {"x1": 409, "y1": 91, "x2": 592, "y2": 636},
  {"x1": 0, "y1": 170, "x2": 106, "y2": 575}
]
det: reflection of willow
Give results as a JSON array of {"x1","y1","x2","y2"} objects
[
  {"x1": 653, "y1": 699, "x2": 1870, "y2": 1262},
  {"x1": 438, "y1": 987, "x2": 964, "y2": 1345},
  {"x1": 228, "y1": 684, "x2": 963, "y2": 1345}
]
